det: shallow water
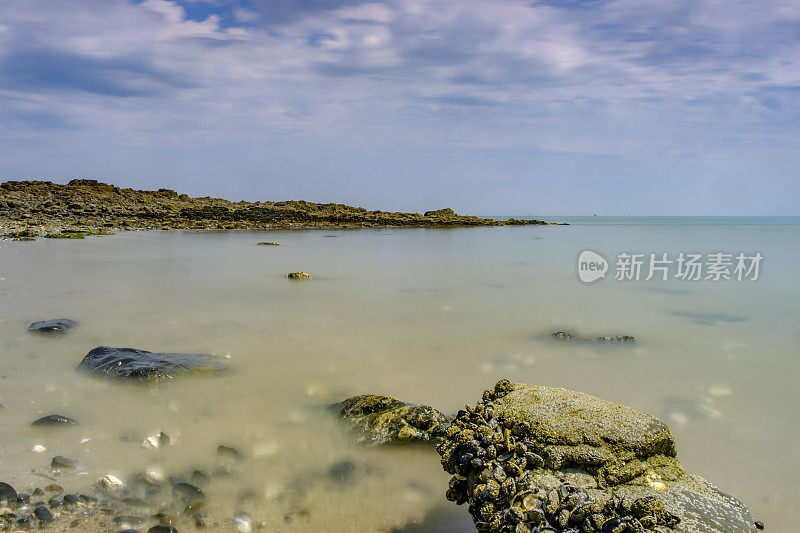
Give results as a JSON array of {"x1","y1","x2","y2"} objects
[{"x1": 0, "y1": 220, "x2": 798, "y2": 531}]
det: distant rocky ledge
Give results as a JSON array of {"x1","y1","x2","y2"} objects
[{"x1": 0, "y1": 179, "x2": 554, "y2": 235}]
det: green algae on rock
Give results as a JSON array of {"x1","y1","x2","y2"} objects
[
  {"x1": 331, "y1": 394, "x2": 451, "y2": 446},
  {"x1": 287, "y1": 271, "x2": 311, "y2": 279},
  {"x1": 437, "y1": 380, "x2": 759, "y2": 533}
]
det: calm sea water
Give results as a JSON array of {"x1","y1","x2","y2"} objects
[{"x1": 0, "y1": 218, "x2": 798, "y2": 531}]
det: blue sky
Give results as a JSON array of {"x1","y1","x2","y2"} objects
[{"x1": 0, "y1": 0, "x2": 798, "y2": 215}]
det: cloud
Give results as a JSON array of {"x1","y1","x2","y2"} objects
[{"x1": 0, "y1": 0, "x2": 797, "y2": 213}]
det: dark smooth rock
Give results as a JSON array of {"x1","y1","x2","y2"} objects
[
  {"x1": 33, "y1": 506, "x2": 53, "y2": 522},
  {"x1": 51, "y1": 456, "x2": 76, "y2": 470},
  {"x1": 328, "y1": 461, "x2": 356, "y2": 483},
  {"x1": 48, "y1": 496, "x2": 61, "y2": 507},
  {"x1": 27, "y1": 318, "x2": 77, "y2": 334},
  {"x1": 16, "y1": 493, "x2": 30, "y2": 504},
  {"x1": 331, "y1": 394, "x2": 451, "y2": 446},
  {"x1": 148, "y1": 526, "x2": 178, "y2": 533},
  {"x1": 77, "y1": 346, "x2": 228, "y2": 381},
  {"x1": 31, "y1": 414, "x2": 78, "y2": 426},
  {"x1": 117, "y1": 530, "x2": 141, "y2": 533},
  {"x1": 0, "y1": 482, "x2": 17, "y2": 502},
  {"x1": 172, "y1": 482, "x2": 204, "y2": 500},
  {"x1": 62, "y1": 493, "x2": 80, "y2": 504}
]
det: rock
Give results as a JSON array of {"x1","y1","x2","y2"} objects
[
  {"x1": 27, "y1": 318, "x2": 77, "y2": 334},
  {"x1": 97, "y1": 474, "x2": 124, "y2": 492},
  {"x1": 16, "y1": 493, "x2": 30, "y2": 504},
  {"x1": 173, "y1": 481, "x2": 204, "y2": 501},
  {"x1": 148, "y1": 526, "x2": 178, "y2": 533},
  {"x1": 256, "y1": 241, "x2": 279, "y2": 245},
  {"x1": 44, "y1": 484, "x2": 63, "y2": 492},
  {"x1": 287, "y1": 271, "x2": 311, "y2": 279},
  {"x1": 437, "y1": 380, "x2": 757, "y2": 533},
  {"x1": 216, "y1": 445, "x2": 242, "y2": 460},
  {"x1": 424, "y1": 208, "x2": 457, "y2": 217},
  {"x1": 331, "y1": 394, "x2": 451, "y2": 446},
  {"x1": 551, "y1": 331, "x2": 636, "y2": 343},
  {"x1": 328, "y1": 461, "x2": 356, "y2": 483},
  {"x1": 77, "y1": 346, "x2": 227, "y2": 381},
  {"x1": 62, "y1": 494, "x2": 80, "y2": 505},
  {"x1": 33, "y1": 506, "x2": 53, "y2": 522},
  {"x1": 0, "y1": 482, "x2": 17, "y2": 503},
  {"x1": 233, "y1": 513, "x2": 252, "y2": 533},
  {"x1": 51, "y1": 456, "x2": 77, "y2": 471},
  {"x1": 31, "y1": 414, "x2": 78, "y2": 426}
]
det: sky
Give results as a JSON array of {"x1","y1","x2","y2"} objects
[{"x1": 0, "y1": 0, "x2": 798, "y2": 215}]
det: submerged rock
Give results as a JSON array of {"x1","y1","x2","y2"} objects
[
  {"x1": 287, "y1": 271, "x2": 311, "y2": 279},
  {"x1": 332, "y1": 394, "x2": 451, "y2": 446},
  {"x1": 437, "y1": 380, "x2": 758, "y2": 533},
  {"x1": 551, "y1": 331, "x2": 636, "y2": 343},
  {"x1": 0, "y1": 482, "x2": 17, "y2": 503},
  {"x1": 27, "y1": 318, "x2": 77, "y2": 334},
  {"x1": 77, "y1": 346, "x2": 228, "y2": 381},
  {"x1": 31, "y1": 414, "x2": 78, "y2": 426},
  {"x1": 256, "y1": 241, "x2": 279, "y2": 245}
]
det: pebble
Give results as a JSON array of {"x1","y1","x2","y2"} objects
[
  {"x1": 16, "y1": 494, "x2": 29, "y2": 504},
  {"x1": 233, "y1": 513, "x2": 252, "y2": 533},
  {"x1": 287, "y1": 271, "x2": 311, "y2": 279},
  {"x1": 0, "y1": 482, "x2": 17, "y2": 502},
  {"x1": 52, "y1": 455, "x2": 77, "y2": 471},
  {"x1": 172, "y1": 482, "x2": 204, "y2": 500},
  {"x1": 148, "y1": 525, "x2": 178, "y2": 533},
  {"x1": 32, "y1": 444, "x2": 46, "y2": 453},
  {"x1": 62, "y1": 494, "x2": 80, "y2": 505},
  {"x1": 33, "y1": 506, "x2": 53, "y2": 522},
  {"x1": 755, "y1": 520, "x2": 765, "y2": 530},
  {"x1": 31, "y1": 414, "x2": 78, "y2": 426},
  {"x1": 45, "y1": 484, "x2": 63, "y2": 492},
  {"x1": 98, "y1": 474, "x2": 124, "y2": 491}
]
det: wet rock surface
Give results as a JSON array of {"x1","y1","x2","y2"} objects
[
  {"x1": 0, "y1": 179, "x2": 551, "y2": 234},
  {"x1": 332, "y1": 394, "x2": 451, "y2": 446},
  {"x1": 77, "y1": 346, "x2": 228, "y2": 381},
  {"x1": 437, "y1": 380, "x2": 759, "y2": 533},
  {"x1": 551, "y1": 331, "x2": 636, "y2": 344},
  {"x1": 27, "y1": 318, "x2": 77, "y2": 334},
  {"x1": 31, "y1": 414, "x2": 78, "y2": 427}
]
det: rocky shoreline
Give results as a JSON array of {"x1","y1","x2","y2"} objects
[{"x1": 0, "y1": 179, "x2": 555, "y2": 236}]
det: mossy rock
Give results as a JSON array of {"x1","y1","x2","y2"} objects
[{"x1": 331, "y1": 394, "x2": 451, "y2": 446}]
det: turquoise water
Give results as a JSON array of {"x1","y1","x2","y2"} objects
[{"x1": 0, "y1": 218, "x2": 798, "y2": 531}]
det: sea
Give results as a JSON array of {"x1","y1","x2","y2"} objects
[{"x1": 0, "y1": 216, "x2": 797, "y2": 531}]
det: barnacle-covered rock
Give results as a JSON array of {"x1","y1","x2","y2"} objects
[
  {"x1": 331, "y1": 394, "x2": 451, "y2": 446},
  {"x1": 437, "y1": 380, "x2": 759, "y2": 533}
]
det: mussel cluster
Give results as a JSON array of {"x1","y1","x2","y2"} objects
[{"x1": 436, "y1": 380, "x2": 680, "y2": 533}]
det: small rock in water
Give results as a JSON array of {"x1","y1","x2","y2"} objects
[
  {"x1": 755, "y1": 520, "x2": 765, "y2": 530},
  {"x1": 44, "y1": 484, "x2": 63, "y2": 492},
  {"x1": 173, "y1": 481, "x2": 204, "y2": 501},
  {"x1": 62, "y1": 494, "x2": 80, "y2": 505},
  {"x1": 217, "y1": 445, "x2": 242, "y2": 460},
  {"x1": 32, "y1": 444, "x2": 47, "y2": 453},
  {"x1": 47, "y1": 496, "x2": 60, "y2": 507},
  {"x1": 32, "y1": 414, "x2": 78, "y2": 426},
  {"x1": 0, "y1": 482, "x2": 17, "y2": 503},
  {"x1": 78, "y1": 346, "x2": 228, "y2": 381},
  {"x1": 287, "y1": 271, "x2": 311, "y2": 279},
  {"x1": 144, "y1": 432, "x2": 172, "y2": 448},
  {"x1": 551, "y1": 330, "x2": 636, "y2": 343},
  {"x1": 98, "y1": 474, "x2": 124, "y2": 491},
  {"x1": 33, "y1": 506, "x2": 53, "y2": 522},
  {"x1": 328, "y1": 461, "x2": 356, "y2": 483},
  {"x1": 233, "y1": 513, "x2": 252, "y2": 532},
  {"x1": 16, "y1": 493, "x2": 30, "y2": 504},
  {"x1": 51, "y1": 456, "x2": 77, "y2": 471},
  {"x1": 148, "y1": 526, "x2": 178, "y2": 533},
  {"x1": 256, "y1": 241, "x2": 279, "y2": 246},
  {"x1": 27, "y1": 318, "x2": 77, "y2": 334}
]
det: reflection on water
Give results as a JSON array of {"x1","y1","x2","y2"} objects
[{"x1": 0, "y1": 222, "x2": 798, "y2": 531}]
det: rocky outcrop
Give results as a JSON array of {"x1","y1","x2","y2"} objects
[
  {"x1": 437, "y1": 380, "x2": 759, "y2": 533},
  {"x1": 331, "y1": 394, "x2": 451, "y2": 446},
  {"x1": 77, "y1": 346, "x2": 228, "y2": 381},
  {"x1": 0, "y1": 179, "x2": 551, "y2": 233},
  {"x1": 551, "y1": 331, "x2": 636, "y2": 344}
]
